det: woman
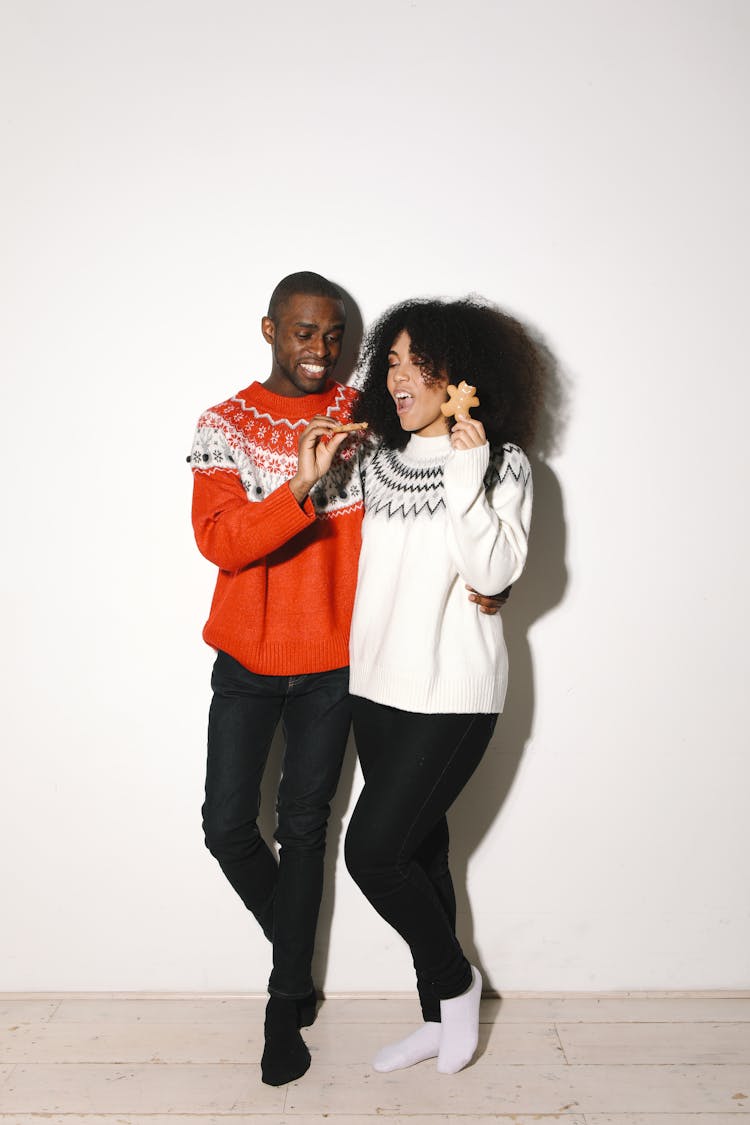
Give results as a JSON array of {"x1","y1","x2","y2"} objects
[{"x1": 343, "y1": 297, "x2": 542, "y2": 1074}]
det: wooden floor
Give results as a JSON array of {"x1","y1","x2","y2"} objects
[{"x1": 1, "y1": 993, "x2": 750, "y2": 1122}]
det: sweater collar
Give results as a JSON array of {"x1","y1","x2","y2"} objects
[
  {"x1": 403, "y1": 432, "x2": 452, "y2": 461},
  {"x1": 238, "y1": 380, "x2": 342, "y2": 420}
]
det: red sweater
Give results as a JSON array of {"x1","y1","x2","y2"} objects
[{"x1": 190, "y1": 380, "x2": 363, "y2": 675}]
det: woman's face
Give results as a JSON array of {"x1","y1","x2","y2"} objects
[{"x1": 385, "y1": 331, "x2": 450, "y2": 438}]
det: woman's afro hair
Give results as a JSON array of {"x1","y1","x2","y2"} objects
[{"x1": 352, "y1": 297, "x2": 544, "y2": 452}]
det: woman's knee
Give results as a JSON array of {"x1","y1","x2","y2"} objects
[{"x1": 345, "y1": 815, "x2": 399, "y2": 887}]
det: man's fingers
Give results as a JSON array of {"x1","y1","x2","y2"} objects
[
  {"x1": 466, "y1": 583, "x2": 510, "y2": 615},
  {"x1": 324, "y1": 432, "x2": 348, "y2": 455}
]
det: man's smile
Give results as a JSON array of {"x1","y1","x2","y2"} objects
[{"x1": 298, "y1": 363, "x2": 328, "y2": 378}]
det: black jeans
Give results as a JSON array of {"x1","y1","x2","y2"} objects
[
  {"x1": 202, "y1": 650, "x2": 351, "y2": 998},
  {"x1": 345, "y1": 696, "x2": 497, "y2": 1022}
]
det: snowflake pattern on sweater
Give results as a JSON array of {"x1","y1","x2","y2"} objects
[
  {"x1": 190, "y1": 382, "x2": 364, "y2": 517},
  {"x1": 363, "y1": 441, "x2": 530, "y2": 520}
]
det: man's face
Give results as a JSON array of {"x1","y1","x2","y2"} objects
[{"x1": 262, "y1": 294, "x2": 346, "y2": 396}]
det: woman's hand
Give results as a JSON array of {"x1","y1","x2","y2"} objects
[
  {"x1": 289, "y1": 416, "x2": 348, "y2": 505},
  {"x1": 450, "y1": 414, "x2": 487, "y2": 450}
]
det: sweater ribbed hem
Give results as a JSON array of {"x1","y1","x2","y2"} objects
[
  {"x1": 204, "y1": 631, "x2": 352, "y2": 677},
  {"x1": 348, "y1": 662, "x2": 506, "y2": 715},
  {"x1": 267, "y1": 480, "x2": 317, "y2": 535}
]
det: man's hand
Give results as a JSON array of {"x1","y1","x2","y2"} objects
[
  {"x1": 289, "y1": 416, "x2": 349, "y2": 505},
  {"x1": 467, "y1": 584, "x2": 512, "y2": 615}
]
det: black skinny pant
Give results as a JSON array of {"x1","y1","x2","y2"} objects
[
  {"x1": 202, "y1": 651, "x2": 351, "y2": 998},
  {"x1": 345, "y1": 696, "x2": 497, "y2": 1022}
]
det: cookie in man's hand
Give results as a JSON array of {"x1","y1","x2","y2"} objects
[{"x1": 329, "y1": 421, "x2": 369, "y2": 433}]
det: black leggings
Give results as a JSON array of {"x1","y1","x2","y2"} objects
[{"x1": 345, "y1": 696, "x2": 497, "y2": 1021}]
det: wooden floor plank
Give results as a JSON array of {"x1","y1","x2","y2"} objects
[
  {"x1": 0, "y1": 1064, "x2": 283, "y2": 1114},
  {"x1": 494, "y1": 997, "x2": 750, "y2": 1024},
  {"x1": 283, "y1": 1062, "x2": 750, "y2": 1116},
  {"x1": 48, "y1": 997, "x2": 267, "y2": 1025},
  {"x1": 586, "y1": 1117, "x2": 750, "y2": 1124},
  {"x1": 0, "y1": 1000, "x2": 59, "y2": 1024},
  {"x1": 557, "y1": 1020, "x2": 750, "y2": 1064},
  {"x1": 0, "y1": 1116, "x2": 588, "y2": 1125}
]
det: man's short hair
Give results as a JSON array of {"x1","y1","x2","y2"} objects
[{"x1": 267, "y1": 271, "x2": 344, "y2": 322}]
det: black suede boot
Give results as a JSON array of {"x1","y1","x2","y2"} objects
[{"x1": 261, "y1": 996, "x2": 311, "y2": 1086}]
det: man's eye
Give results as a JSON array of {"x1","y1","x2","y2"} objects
[
  {"x1": 297, "y1": 333, "x2": 312, "y2": 340},
  {"x1": 326, "y1": 334, "x2": 342, "y2": 344}
]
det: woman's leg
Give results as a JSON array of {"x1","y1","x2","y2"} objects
[
  {"x1": 414, "y1": 816, "x2": 455, "y2": 1021},
  {"x1": 346, "y1": 696, "x2": 497, "y2": 1071},
  {"x1": 349, "y1": 699, "x2": 443, "y2": 1070}
]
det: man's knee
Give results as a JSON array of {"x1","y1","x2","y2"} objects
[
  {"x1": 275, "y1": 797, "x2": 330, "y2": 853},
  {"x1": 202, "y1": 804, "x2": 262, "y2": 862}
]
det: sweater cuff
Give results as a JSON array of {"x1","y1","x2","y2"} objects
[
  {"x1": 444, "y1": 442, "x2": 490, "y2": 489},
  {"x1": 265, "y1": 481, "x2": 317, "y2": 534}
]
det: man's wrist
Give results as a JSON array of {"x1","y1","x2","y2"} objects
[{"x1": 289, "y1": 474, "x2": 313, "y2": 506}]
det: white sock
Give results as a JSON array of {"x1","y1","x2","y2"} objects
[
  {"x1": 437, "y1": 965, "x2": 482, "y2": 1074},
  {"x1": 372, "y1": 1022, "x2": 442, "y2": 1072}
]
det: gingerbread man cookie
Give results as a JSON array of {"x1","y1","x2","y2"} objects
[{"x1": 440, "y1": 380, "x2": 480, "y2": 419}]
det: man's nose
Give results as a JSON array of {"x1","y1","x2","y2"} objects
[{"x1": 309, "y1": 335, "x2": 329, "y2": 357}]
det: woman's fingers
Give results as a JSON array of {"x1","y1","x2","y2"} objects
[{"x1": 450, "y1": 415, "x2": 486, "y2": 449}]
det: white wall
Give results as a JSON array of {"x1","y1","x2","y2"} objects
[{"x1": 1, "y1": 0, "x2": 748, "y2": 993}]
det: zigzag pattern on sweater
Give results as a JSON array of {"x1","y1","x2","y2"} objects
[
  {"x1": 232, "y1": 383, "x2": 352, "y2": 428},
  {"x1": 189, "y1": 384, "x2": 363, "y2": 518},
  {"x1": 485, "y1": 443, "x2": 532, "y2": 489},
  {"x1": 364, "y1": 446, "x2": 447, "y2": 519},
  {"x1": 363, "y1": 442, "x2": 530, "y2": 521}
]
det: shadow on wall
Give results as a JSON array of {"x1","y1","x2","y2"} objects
[
  {"x1": 333, "y1": 279, "x2": 364, "y2": 388},
  {"x1": 450, "y1": 328, "x2": 571, "y2": 993}
]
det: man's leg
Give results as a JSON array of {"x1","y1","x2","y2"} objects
[
  {"x1": 270, "y1": 665, "x2": 352, "y2": 998},
  {"x1": 202, "y1": 650, "x2": 284, "y2": 941},
  {"x1": 261, "y1": 665, "x2": 351, "y2": 1086}
]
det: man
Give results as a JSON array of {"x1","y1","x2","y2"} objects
[{"x1": 189, "y1": 271, "x2": 503, "y2": 1086}]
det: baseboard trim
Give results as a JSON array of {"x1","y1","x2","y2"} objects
[{"x1": 2, "y1": 989, "x2": 750, "y2": 1000}]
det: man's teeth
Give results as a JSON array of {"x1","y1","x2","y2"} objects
[{"x1": 301, "y1": 364, "x2": 326, "y2": 374}]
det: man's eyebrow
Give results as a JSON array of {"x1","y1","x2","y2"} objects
[{"x1": 293, "y1": 320, "x2": 345, "y2": 330}]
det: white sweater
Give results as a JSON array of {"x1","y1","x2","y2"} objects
[{"x1": 349, "y1": 433, "x2": 532, "y2": 714}]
